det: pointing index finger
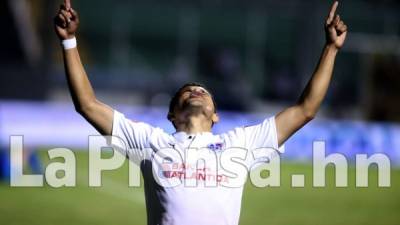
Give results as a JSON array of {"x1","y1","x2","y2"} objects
[
  {"x1": 64, "y1": 0, "x2": 71, "y2": 10},
  {"x1": 327, "y1": 1, "x2": 339, "y2": 22}
]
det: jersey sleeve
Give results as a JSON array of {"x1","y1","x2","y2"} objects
[
  {"x1": 243, "y1": 116, "x2": 284, "y2": 168},
  {"x1": 110, "y1": 110, "x2": 155, "y2": 161}
]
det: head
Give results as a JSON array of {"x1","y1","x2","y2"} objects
[{"x1": 167, "y1": 82, "x2": 219, "y2": 129}]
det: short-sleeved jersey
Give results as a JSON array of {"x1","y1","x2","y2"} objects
[{"x1": 111, "y1": 110, "x2": 284, "y2": 225}]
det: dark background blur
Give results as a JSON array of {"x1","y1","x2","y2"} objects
[{"x1": 1, "y1": 0, "x2": 400, "y2": 121}]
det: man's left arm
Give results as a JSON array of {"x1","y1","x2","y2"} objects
[{"x1": 275, "y1": 1, "x2": 348, "y2": 146}]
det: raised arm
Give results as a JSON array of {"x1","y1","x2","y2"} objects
[
  {"x1": 54, "y1": 0, "x2": 113, "y2": 135},
  {"x1": 275, "y1": 1, "x2": 348, "y2": 146}
]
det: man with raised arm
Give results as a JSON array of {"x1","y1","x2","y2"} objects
[{"x1": 54, "y1": 1, "x2": 347, "y2": 225}]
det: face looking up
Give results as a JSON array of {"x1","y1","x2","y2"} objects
[{"x1": 169, "y1": 85, "x2": 219, "y2": 128}]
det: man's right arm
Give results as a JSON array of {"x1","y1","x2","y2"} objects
[
  {"x1": 63, "y1": 47, "x2": 114, "y2": 135},
  {"x1": 55, "y1": 1, "x2": 113, "y2": 135}
]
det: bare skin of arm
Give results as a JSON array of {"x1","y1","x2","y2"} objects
[
  {"x1": 275, "y1": 1, "x2": 348, "y2": 146},
  {"x1": 54, "y1": 0, "x2": 113, "y2": 135}
]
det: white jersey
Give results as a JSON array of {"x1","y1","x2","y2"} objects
[{"x1": 111, "y1": 110, "x2": 284, "y2": 225}]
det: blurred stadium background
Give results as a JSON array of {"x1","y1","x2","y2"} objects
[{"x1": 1, "y1": 0, "x2": 400, "y2": 224}]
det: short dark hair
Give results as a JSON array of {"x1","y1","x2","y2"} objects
[{"x1": 167, "y1": 82, "x2": 217, "y2": 123}]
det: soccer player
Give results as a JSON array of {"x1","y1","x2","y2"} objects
[{"x1": 54, "y1": 1, "x2": 347, "y2": 224}]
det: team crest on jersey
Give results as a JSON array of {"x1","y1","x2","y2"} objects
[{"x1": 207, "y1": 142, "x2": 224, "y2": 151}]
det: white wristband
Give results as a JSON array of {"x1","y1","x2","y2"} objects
[{"x1": 62, "y1": 37, "x2": 77, "y2": 50}]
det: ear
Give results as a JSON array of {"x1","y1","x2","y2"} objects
[
  {"x1": 167, "y1": 112, "x2": 175, "y2": 122},
  {"x1": 211, "y1": 113, "x2": 219, "y2": 124}
]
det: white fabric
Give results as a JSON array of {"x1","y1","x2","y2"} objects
[
  {"x1": 61, "y1": 37, "x2": 77, "y2": 50},
  {"x1": 111, "y1": 110, "x2": 284, "y2": 225}
]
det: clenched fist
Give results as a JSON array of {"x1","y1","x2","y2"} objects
[{"x1": 54, "y1": 0, "x2": 79, "y2": 40}]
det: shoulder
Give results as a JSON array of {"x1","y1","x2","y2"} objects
[{"x1": 218, "y1": 127, "x2": 246, "y2": 148}]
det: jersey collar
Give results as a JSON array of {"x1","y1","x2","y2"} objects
[{"x1": 172, "y1": 131, "x2": 213, "y2": 142}]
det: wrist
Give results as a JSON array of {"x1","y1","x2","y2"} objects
[
  {"x1": 324, "y1": 43, "x2": 339, "y2": 54},
  {"x1": 61, "y1": 37, "x2": 77, "y2": 50}
]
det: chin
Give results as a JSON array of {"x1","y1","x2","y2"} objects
[
  {"x1": 186, "y1": 99, "x2": 204, "y2": 106},
  {"x1": 181, "y1": 101, "x2": 204, "y2": 112}
]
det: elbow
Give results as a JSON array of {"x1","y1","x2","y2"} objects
[
  {"x1": 298, "y1": 101, "x2": 318, "y2": 122},
  {"x1": 75, "y1": 106, "x2": 85, "y2": 115},
  {"x1": 303, "y1": 109, "x2": 317, "y2": 122},
  {"x1": 74, "y1": 100, "x2": 97, "y2": 115},
  {"x1": 74, "y1": 105, "x2": 86, "y2": 115}
]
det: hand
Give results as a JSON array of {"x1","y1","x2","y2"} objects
[
  {"x1": 325, "y1": 1, "x2": 348, "y2": 50},
  {"x1": 54, "y1": 0, "x2": 79, "y2": 40}
]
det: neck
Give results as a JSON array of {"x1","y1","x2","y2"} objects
[{"x1": 175, "y1": 114, "x2": 212, "y2": 134}]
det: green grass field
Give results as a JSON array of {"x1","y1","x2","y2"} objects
[{"x1": 1, "y1": 151, "x2": 399, "y2": 225}]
